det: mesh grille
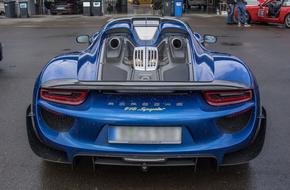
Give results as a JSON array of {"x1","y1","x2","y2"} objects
[
  {"x1": 40, "y1": 107, "x2": 75, "y2": 131},
  {"x1": 216, "y1": 109, "x2": 252, "y2": 133}
]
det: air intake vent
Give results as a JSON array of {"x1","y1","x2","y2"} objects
[
  {"x1": 133, "y1": 47, "x2": 146, "y2": 71},
  {"x1": 146, "y1": 47, "x2": 158, "y2": 71},
  {"x1": 40, "y1": 107, "x2": 75, "y2": 132},
  {"x1": 133, "y1": 47, "x2": 158, "y2": 71}
]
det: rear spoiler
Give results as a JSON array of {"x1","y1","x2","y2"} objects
[{"x1": 41, "y1": 79, "x2": 250, "y2": 92}]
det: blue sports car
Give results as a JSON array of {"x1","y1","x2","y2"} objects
[{"x1": 26, "y1": 17, "x2": 266, "y2": 170}]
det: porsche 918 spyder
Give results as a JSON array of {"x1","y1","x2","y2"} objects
[{"x1": 26, "y1": 17, "x2": 266, "y2": 170}]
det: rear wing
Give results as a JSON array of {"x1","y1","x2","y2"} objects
[{"x1": 41, "y1": 79, "x2": 250, "y2": 93}]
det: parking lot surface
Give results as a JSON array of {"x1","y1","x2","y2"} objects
[{"x1": 0, "y1": 15, "x2": 290, "y2": 190}]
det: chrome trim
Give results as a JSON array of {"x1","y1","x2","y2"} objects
[{"x1": 123, "y1": 158, "x2": 166, "y2": 163}]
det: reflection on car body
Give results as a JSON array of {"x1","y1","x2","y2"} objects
[{"x1": 26, "y1": 17, "x2": 266, "y2": 171}]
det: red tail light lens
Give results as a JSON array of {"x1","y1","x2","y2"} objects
[
  {"x1": 40, "y1": 88, "x2": 88, "y2": 106},
  {"x1": 203, "y1": 90, "x2": 252, "y2": 106}
]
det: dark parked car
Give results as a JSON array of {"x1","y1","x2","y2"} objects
[
  {"x1": 51, "y1": 0, "x2": 82, "y2": 15},
  {"x1": 187, "y1": 0, "x2": 207, "y2": 9}
]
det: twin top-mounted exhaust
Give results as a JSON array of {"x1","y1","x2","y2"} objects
[{"x1": 108, "y1": 36, "x2": 183, "y2": 72}]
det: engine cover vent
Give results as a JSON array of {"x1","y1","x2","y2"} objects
[
  {"x1": 133, "y1": 47, "x2": 158, "y2": 71},
  {"x1": 133, "y1": 47, "x2": 146, "y2": 71},
  {"x1": 146, "y1": 47, "x2": 158, "y2": 71}
]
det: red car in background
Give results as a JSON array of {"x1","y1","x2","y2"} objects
[{"x1": 234, "y1": 0, "x2": 290, "y2": 28}]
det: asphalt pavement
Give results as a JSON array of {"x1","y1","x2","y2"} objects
[{"x1": 0, "y1": 15, "x2": 290, "y2": 190}]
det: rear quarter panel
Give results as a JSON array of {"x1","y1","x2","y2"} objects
[
  {"x1": 279, "y1": 7, "x2": 290, "y2": 23},
  {"x1": 246, "y1": 5, "x2": 260, "y2": 22}
]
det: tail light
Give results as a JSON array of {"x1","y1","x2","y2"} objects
[
  {"x1": 40, "y1": 88, "x2": 88, "y2": 106},
  {"x1": 203, "y1": 90, "x2": 252, "y2": 106}
]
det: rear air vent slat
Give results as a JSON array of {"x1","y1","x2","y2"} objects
[
  {"x1": 133, "y1": 47, "x2": 146, "y2": 70},
  {"x1": 146, "y1": 47, "x2": 158, "y2": 71},
  {"x1": 133, "y1": 47, "x2": 158, "y2": 71}
]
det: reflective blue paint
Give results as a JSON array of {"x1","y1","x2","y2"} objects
[
  {"x1": 33, "y1": 17, "x2": 261, "y2": 164},
  {"x1": 40, "y1": 18, "x2": 253, "y2": 86}
]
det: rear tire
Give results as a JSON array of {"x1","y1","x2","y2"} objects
[{"x1": 285, "y1": 14, "x2": 290, "y2": 28}]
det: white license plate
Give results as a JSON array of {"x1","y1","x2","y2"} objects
[{"x1": 108, "y1": 126, "x2": 182, "y2": 144}]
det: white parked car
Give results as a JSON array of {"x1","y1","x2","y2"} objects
[{"x1": 187, "y1": 0, "x2": 207, "y2": 9}]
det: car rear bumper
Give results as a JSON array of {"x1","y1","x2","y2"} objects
[{"x1": 26, "y1": 105, "x2": 266, "y2": 167}]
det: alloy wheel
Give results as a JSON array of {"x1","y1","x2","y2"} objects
[{"x1": 286, "y1": 15, "x2": 290, "y2": 28}]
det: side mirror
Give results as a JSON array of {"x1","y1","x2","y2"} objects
[
  {"x1": 76, "y1": 35, "x2": 90, "y2": 44},
  {"x1": 194, "y1": 32, "x2": 203, "y2": 41},
  {"x1": 203, "y1": 34, "x2": 217, "y2": 44}
]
